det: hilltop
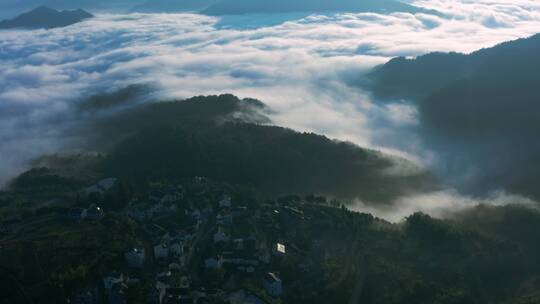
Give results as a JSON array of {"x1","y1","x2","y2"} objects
[{"x1": 12, "y1": 93, "x2": 436, "y2": 203}]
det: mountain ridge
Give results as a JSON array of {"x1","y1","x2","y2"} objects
[
  {"x1": 202, "y1": 0, "x2": 438, "y2": 16},
  {"x1": 17, "y1": 93, "x2": 437, "y2": 203},
  {"x1": 0, "y1": 6, "x2": 93, "y2": 29},
  {"x1": 367, "y1": 33, "x2": 540, "y2": 101},
  {"x1": 364, "y1": 33, "x2": 540, "y2": 199}
]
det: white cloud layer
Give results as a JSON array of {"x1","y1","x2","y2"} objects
[
  {"x1": 0, "y1": 0, "x2": 539, "y2": 188},
  {"x1": 350, "y1": 190, "x2": 540, "y2": 223}
]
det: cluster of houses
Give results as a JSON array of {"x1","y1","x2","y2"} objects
[
  {"x1": 64, "y1": 177, "x2": 118, "y2": 223},
  {"x1": 97, "y1": 183, "x2": 213, "y2": 304},
  {"x1": 126, "y1": 185, "x2": 185, "y2": 222},
  {"x1": 85, "y1": 178, "x2": 118, "y2": 196},
  {"x1": 200, "y1": 195, "x2": 285, "y2": 302},
  {"x1": 69, "y1": 178, "x2": 295, "y2": 304},
  {"x1": 67, "y1": 204, "x2": 105, "y2": 222},
  {"x1": 101, "y1": 232, "x2": 196, "y2": 304}
]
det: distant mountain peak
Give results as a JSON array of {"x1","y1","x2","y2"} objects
[
  {"x1": 201, "y1": 0, "x2": 439, "y2": 16},
  {"x1": 31, "y1": 6, "x2": 57, "y2": 13},
  {"x1": 132, "y1": 0, "x2": 440, "y2": 16},
  {"x1": 0, "y1": 6, "x2": 94, "y2": 30}
]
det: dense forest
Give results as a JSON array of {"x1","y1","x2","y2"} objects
[
  {"x1": 91, "y1": 94, "x2": 435, "y2": 202},
  {"x1": 297, "y1": 203, "x2": 540, "y2": 304},
  {"x1": 9, "y1": 93, "x2": 436, "y2": 203},
  {"x1": 365, "y1": 33, "x2": 540, "y2": 199},
  {"x1": 367, "y1": 33, "x2": 540, "y2": 102},
  {"x1": 2, "y1": 184, "x2": 540, "y2": 304}
]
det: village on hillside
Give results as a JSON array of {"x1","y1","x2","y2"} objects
[{"x1": 0, "y1": 176, "x2": 371, "y2": 304}]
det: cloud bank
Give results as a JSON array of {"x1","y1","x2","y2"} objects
[
  {"x1": 351, "y1": 190, "x2": 539, "y2": 223},
  {"x1": 1, "y1": 0, "x2": 539, "y2": 190}
]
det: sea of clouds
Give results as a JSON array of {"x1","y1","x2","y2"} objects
[{"x1": 1, "y1": 0, "x2": 539, "y2": 218}]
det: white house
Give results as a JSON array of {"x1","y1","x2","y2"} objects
[
  {"x1": 186, "y1": 208, "x2": 201, "y2": 220},
  {"x1": 219, "y1": 195, "x2": 232, "y2": 208},
  {"x1": 154, "y1": 243, "x2": 169, "y2": 260},
  {"x1": 85, "y1": 178, "x2": 117, "y2": 196},
  {"x1": 82, "y1": 205, "x2": 104, "y2": 221},
  {"x1": 263, "y1": 272, "x2": 283, "y2": 298},
  {"x1": 170, "y1": 242, "x2": 184, "y2": 258},
  {"x1": 205, "y1": 257, "x2": 223, "y2": 269},
  {"x1": 272, "y1": 243, "x2": 286, "y2": 257},
  {"x1": 103, "y1": 272, "x2": 124, "y2": 290},
  {"x1": 216, "y1": 212, "x2": 233, "y2": 226},
  {"x1": 169, "y1": 263, "x2": 182, "y2": 271},
  {"x1": 213, "y1": 227, "x2": 230, "y2": 244},
  {"x1": 125, "y1": 248, "x2": 145, "y2": 269},
  {"x1": 233, "y1": 238, "x2": 244, "y2": 250}
]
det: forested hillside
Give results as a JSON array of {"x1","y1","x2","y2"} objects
[
  {"x1": 99, "y1": 94, "x2": 435, "y2": 201},
  {"x1": 365, "y1": 33, "x2": 540, "y2": 199}
]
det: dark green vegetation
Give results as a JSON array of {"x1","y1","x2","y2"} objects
[
  {"x1": 1, "y1": 92, "x2": 539, "y2": 303},
  {"x1": 366, "y1": 33, "x2": 540, "y2": 199},
  {"x1": 8, "y1": 93, "x2": 435, "y2": 204},
  {"x1": 79, "y1": 94, "x2": 434, "y2": 202},
  {"x1": 0, "y1": 6, "x2": 93, "y2": 29},
  {"x1": 0, "y1": 212, "x2": 138, "y2": 303},
  {"x1": 284, "y1": 203, "x2": 540, "y2": 304},
  {"x1": 2, "y1": 179, "x2": 540, "y2": 304},
  {"x1": 202, "y1": 0, "x2": 436, "y2": 16},
  {"x1": 9, "y1": 153, "x2": 103, "y2": 195},
  {"x1": 368, "y1": 33, "x2": 540, "y2": 102},
  {"x1": 77, "y1": 84, "x2": 154, "y2": 113}
]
